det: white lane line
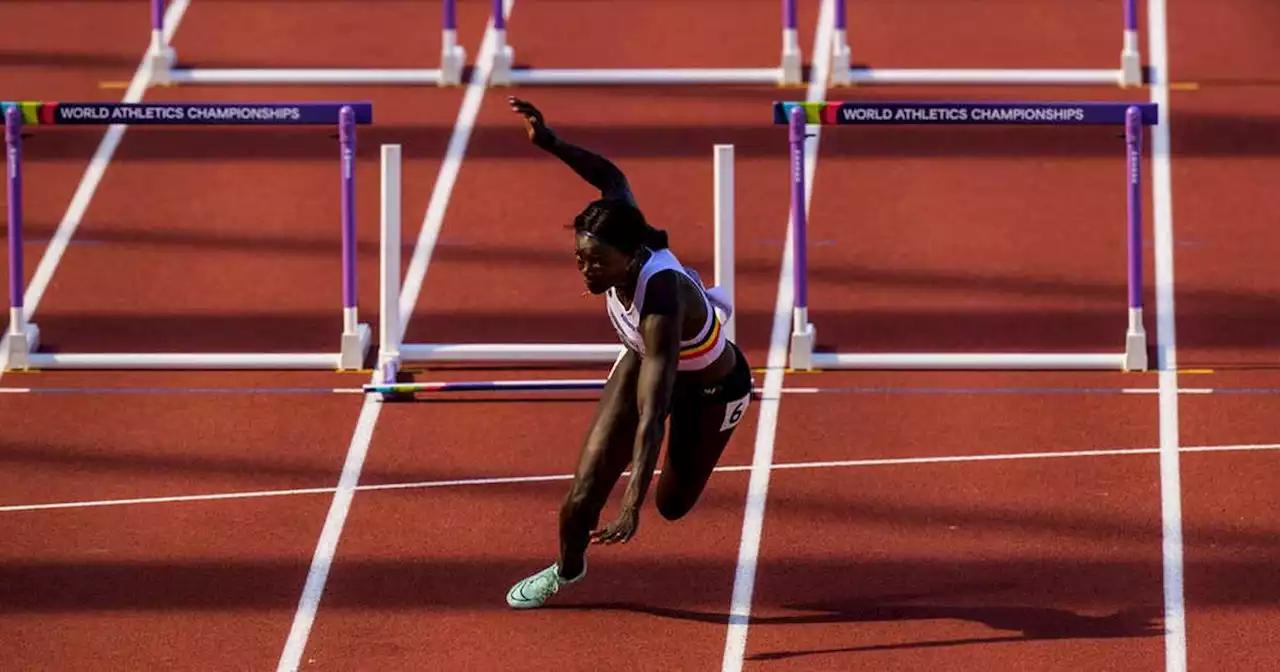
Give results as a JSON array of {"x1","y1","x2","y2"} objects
[
  {"x1": 720, "y1": 1, "x2": 835, "y2": 669},
  {"x1": 1147, "y1": 0, "x2": 1186, "y2": 667},
  {"x1": 4, "y1": 442, "x2": 1276, "y2": 515}
]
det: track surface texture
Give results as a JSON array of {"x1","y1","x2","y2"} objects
[{"x1": 1, "y1": 0, "x2": 1276, "y2": 670}]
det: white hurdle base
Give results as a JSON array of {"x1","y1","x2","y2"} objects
[
  {"x1": 787, "y1": 320, "x2": 1146, "y2": 372},
  {"x1": 158, "y1": 69, "x2": 458, "y2": 86},
  {"x1": 3, "y1": 323, "x2": 41, "y2": 371},
  {"x1": 148, "y1": 40, "x2": 467, "y2": 87},
  {"x1": 7, "y1": 322, "x2": 372, "y2": 371},
  {"x1": 826, "y1": 27, "x2": 1143, "y2": 88},
  {"x1": 830, "y1": 68, "x2": 1131, "y2": 87},
  {"x1": 494, "y1": 68, "x2": 792, "y2": 86},
  {"x1": 490, "y1": 27, "x2": 803, "y2": 87},
  {"x1": 808, "y1": 352, "x2": 1130, "y2": 371}
]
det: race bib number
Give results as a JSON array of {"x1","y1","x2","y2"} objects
[{"x1": 720, "y1": 393, "x2": 751, "y2": 432}]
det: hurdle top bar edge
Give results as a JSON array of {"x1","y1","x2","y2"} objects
[
  {"x1": 772, "y1": 101, "x2": 1159, "y2": 126},
  {"x1": 0, "y1": 101, "x2": 374, "y2": 126}
]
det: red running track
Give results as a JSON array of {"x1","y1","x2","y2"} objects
[{"x1": 1, "y1": 0, "x2": 1278, "y2": 669}]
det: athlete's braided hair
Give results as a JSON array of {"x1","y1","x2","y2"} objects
[{"x1": 573, "y1": 199, "x2": 668, "y2": 255}]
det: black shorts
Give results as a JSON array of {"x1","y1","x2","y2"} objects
[{"x1": 670, "y1": 342, "x2": 754, "y2": 437}]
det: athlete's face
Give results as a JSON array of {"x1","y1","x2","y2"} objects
[{"x1": 574, "y1": 232, "x2": 633, "y2": 295}]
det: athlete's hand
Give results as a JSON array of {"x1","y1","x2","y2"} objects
[
  {"x1": 508, "y1": 96, "x2": 556, "y2": 149},
  {"x1": 590, "y1": 506, "x2": 640, "y2": 545}
]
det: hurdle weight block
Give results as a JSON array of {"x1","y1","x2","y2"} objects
[
  {"x1": 3, "y1": 323, "x2": 40, "y2": 371},
  {"x1": 789, "y1": 322, "x2": 816, "y2": 371}
]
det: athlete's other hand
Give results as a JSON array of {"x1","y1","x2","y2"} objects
[
  {"x1": 590, "y1": 506, "x2": 640, "y2": 545},
  {"x1": 508, "y1": 96, "x2": 555, "y2": 149}
]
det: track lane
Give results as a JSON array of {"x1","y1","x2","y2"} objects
[
  {"x1": 741, "y1": 459, "x2": 1167, "y2": 671},
  {"x1": 0, "y1": 499, "x2": 340, "y2": 671},
  {"x1": 1161, "y1": 0, "x2": 1280, "y2": 666},
  {"x1": 297, "y1": 1, "x2": 802, "y2": 666}
]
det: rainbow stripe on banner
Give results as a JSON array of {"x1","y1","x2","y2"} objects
[
  {"x1": 773, "y1": 101, "x2": 1159, "y2": 126},
  {"x1": 0, "y1": 101, "x2": 373, "y2": 125}
]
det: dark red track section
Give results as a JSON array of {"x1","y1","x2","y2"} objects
[{"x1": 1, "y1": 0, "x2": 1278, "y2": 669}]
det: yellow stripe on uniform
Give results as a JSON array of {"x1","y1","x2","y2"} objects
[{"x1": 679, "y1": 316, "x2": 721, "y2": 361}]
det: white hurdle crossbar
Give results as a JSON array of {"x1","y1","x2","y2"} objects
[
  {"x1": 146, "y1": 0, "x2": 467, "y2": 87},
  {"x1": 778, "y1": 101, "x2": 1156, "y2": 372},
  {"x1": 827, "y1": 0, "x2": 1144, "y2": 88},
  {"x1": 375, "y1": 143, "x2": 737, "y2": 384},
  {"x1": 488, "y1": 0, "x2": 803, "y2": 87}
]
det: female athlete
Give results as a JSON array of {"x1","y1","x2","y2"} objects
[{"x1": 505, "y1": 97, "x2": 754, "y2": 609}]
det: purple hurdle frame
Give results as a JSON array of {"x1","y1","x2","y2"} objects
[
  {"x1": 487, "y1": 0, "x2": 803, "y2": 86},
  {"x1": 145, "y1": 0, "x2": 466, "y2": 86},
  {"x1": 1125, "y1": 105, "x2": 1144, "y2": 357},
  {"x1": 781, "y1": 100, "x2": 1156, "y2": 372},
  {"x1": 2, "y1": 101, "x2": 374, "y2": 371},
  {"x1": 788, "y1": 107, "x2": 811, "y2": 341},
  {"x1": 828, "y1": 0, "x2": 1143, "y2": 87},
  {"x1": 5, "y1": 108, "x2": 26, "y2": 351},
  {"x1": 339, "y1": 105, "x2": 359, "y2": 344}
]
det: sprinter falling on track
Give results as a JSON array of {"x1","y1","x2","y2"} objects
[{"x1": 505, "y1": 97, "x2": 754, "y2": 609}]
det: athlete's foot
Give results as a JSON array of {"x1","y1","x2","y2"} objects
[{"x1": 505, "y1": 561, "x2": 586, "y2": 610}]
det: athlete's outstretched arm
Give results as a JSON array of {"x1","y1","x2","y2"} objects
[
  {"x1": 590, "y1": 271, "x2": 683, "y2": 545},
  {"x1": 508, "y1": 96, "x2": 636, "y2": 205}
]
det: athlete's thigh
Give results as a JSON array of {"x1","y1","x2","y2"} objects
[
  {"x1": 569, "y1": 348, "x2": 642, "y2": 501},
  {"x1": 656, "y1": 356, "x2": 752, "y2": 510},
  {"x1": 660, "y1": 389, "x2": 749, "y2": 493}
]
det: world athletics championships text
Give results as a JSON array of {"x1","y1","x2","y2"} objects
[
  {"x1": 54, "y1": 105, "x2": 305, "y2": 122},
  {"x1": 839, "y1": 106, "x2": 1089, "y2": 123}
]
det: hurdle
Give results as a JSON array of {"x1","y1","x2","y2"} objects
[
  {"x1": 145, "y1": 0, "x2": 467, "y2": 87},
  {"x1": 488, "y1": 0, "x2": 803, "y2": 87},
  {"x1": 777, "y1": 101, "x2": 1156, "y2": 371},
  {"x1": 373, "y1": 143, "x2": 738, "y2": 387},
  {"x1": 3, "y1": 101, "x2": 374, "y2": 371},
  {"x1": 826, "y1": 0, "x2": 1144, "y2": 87}
]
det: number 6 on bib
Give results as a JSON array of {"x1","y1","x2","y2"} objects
[{"x1": 720, "y1": 393, "x2": 751, "y2": 432}]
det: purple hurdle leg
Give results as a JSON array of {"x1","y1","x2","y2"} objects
[
  {"x1": 147, "y1": 0, "x2": 175, "y2": 84},
  {"x1": 781, "y1": 0, "x2": 802, "y2": 85},
  {"x1": 789, "y1": 107, "x2": 808, "y2": 319},
  {"x1": 1121, "y1": 0, "x2": 1142, "y2": 86},
  {"x1": 1125, "y1": 106, "x2": 1142, "y2": 314},
  {"x1": 6, "y1": 108, "x2": 24, "y2": 337},
  {"x1": 444, "y1": 0, "x2": 457, "y2": 31},
  {"x1": 336, "y1": 105, "x2": 372, "y2": 369},
  {"x1": 5, "y1": 105, "x2": 37, "y2": 369},
  {"x1": 490, "y1": 0, "x2": 515, "y2": 85},
  {"x1": 829, "y1": 0, "x2": 853, "y2": 85},
  {"x1": 439, "y1": 0, "x2": 465, "y2": 85},
  {"x1": 1123, "y1": 105, "x2": 1148, "y2": 370},
  {"x1": 492, "y1": 0, "x2": 505, "y2": 32},
  {"x1": 787, "y1": 105, "x2": 817, "y2": 369},
  {"x1": 151, "y1": 0, "x2": 164, "y2": 34},
  {"x1": 337, "y1": 105, "x2": 363, "y2": 369}
]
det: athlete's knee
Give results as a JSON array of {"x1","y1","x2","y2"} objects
[{"x1": 656, "y1": 491, "x2": 697, "y2": 521}]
